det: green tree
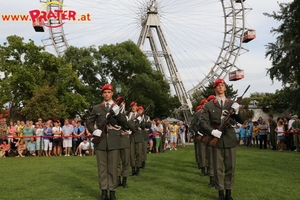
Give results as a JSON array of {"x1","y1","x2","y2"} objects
[
  {"x1": 0, "y1": 35, "x2": 87, "y2": 120},
  {"x1": 264, "y1": 2, "x2": 300, "y2": 86},
  {"x1": 264, "y1": 1, "x2": 300, "y2": 114},
  {"x1": 64, "y1": 40, "x2": 181, "y2": 118}
]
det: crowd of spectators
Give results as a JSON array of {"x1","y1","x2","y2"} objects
[
  {"x1": 0, "y1": 117, "x2": 193, "y2": 158},
  {"x1": 147, "y1": 118, "x2": 190, "y2": 154},
  {"x1": 234, "y1": 114, "x2": 300, "y2": 152},
  {"x1": 0, "y1": 118, "x2": 93, "y2": 158}
]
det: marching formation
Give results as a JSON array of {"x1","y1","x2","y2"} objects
[
  {"x1": 190, "y1": 79, "x2": 244, "y2": 200},
  {"x1": 86, "y1": 84, "x2": 153, "y2": 200}
]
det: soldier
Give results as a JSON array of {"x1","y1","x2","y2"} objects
[
  {"x1": 195, "y1": 99, "x2": 208, "y2": 176},
  {"x1": 87, "y1": 84, "x2": 127, "y2": 200},
  {"x1": 203, "y1": 96, "x2": 216, "y2": 188},
  {"x1": 128, "y1": 102, "x2": 143, "y2": 176},
  {"x1": 137, "y1": 106, "x2": 151, "y2": 169},
  {"x1": 115, "y1": 97, "x2": 134, "y2": 188},
  {"x1": 190, "y1": 105, "x2": 202, "y2": 169},
  {"x1": 199, "y1": 79, "x2": 243, "y2": 200}
]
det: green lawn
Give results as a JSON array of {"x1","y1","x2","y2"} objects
[{"x1": 0, "y1": 145, "x2": 299, "y2": 200}]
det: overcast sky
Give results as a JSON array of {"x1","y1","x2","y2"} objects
[{"x1": 0, "y1": 0, "x2": 292, "y2": 97}]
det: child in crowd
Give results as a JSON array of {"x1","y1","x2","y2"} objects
[
  {"x1": 0, "y1": 139, "x2": 10, "y2": 158},
  {"x1": 275, "y1": 120, "x2": 286, "y2": 151},
  {"x1": 253, "y1": 121, "x2": 259, "y2": 146},
  {"x1": 77, "y1": 138, "x2": 90, "y2": 156},
  {"x1": 15, "y1": 139, "x2": 26, "y2": 157},
  {"x1": 35, "y1": 123, "x2": 44, "y2": 156},
  {"x1": 27, "y1": 137, "x2": 36, "y2": 156}
]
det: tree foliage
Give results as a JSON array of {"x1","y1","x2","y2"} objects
[
  {"x1": 0, "y1": 36, "x2": 180, "y2": 120},
  {"x1": 264, "y1": 1, "x2": 300, "y2": 86},
  {"x1": 263, "y1": 1, "x2": 300, "y2": 114}
]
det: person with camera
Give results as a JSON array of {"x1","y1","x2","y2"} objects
[{"x1": 87, "y1": 84, "x2": 126, "y2": 200}]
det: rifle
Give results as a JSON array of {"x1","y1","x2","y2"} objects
[
  {"x1": 92, "y1": 96, "x2": 126, "y2": 144},
  {"x1": 209, "y1": 85, "x2": 250, "y2": 147}
]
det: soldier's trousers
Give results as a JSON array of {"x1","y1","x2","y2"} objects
[
  {"x1": 141, "y1": 140, "x2": 148, "y2": 163},
  {"x1": 206, "y1": 145, "x2": 213, "y2": 176},
  {"x1": 212, "y1": 147, "x2": 236, "y2": 191},
  {"x1": 117, "y1": 148, "x2": 130, "y2": 177},
  {"x1": 197, "y1": 141, "x2": 207, "y2": 168},
  {"x1": 130, "y1": 141, "x2": 143, "y2": 167},
  {"x1": 96, "y1": 149, "x2": 119, "y2": 191}
]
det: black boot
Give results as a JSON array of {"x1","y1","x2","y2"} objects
[
  {"x1": 225, "y1": 189, "x2": 233, "y2": 200},
  {"x1": 122, "y1": 177, "x2": 128, "y2": 188},
  {"x1": 129, "y1": 167, "x2": 136, "y2": 176},
  {"x1": 109, "y1": 191, "x2": 117, "y2": 200},
  {"x1": 117, "y1": 176, "x2": 122, "y2": 187},
  {"x1": 218, "y1": 190, "x2": 225, "y2": 200},
  {"x1": 100, "y1": 190, "x2": 108, "y2": 200},
  {"x1": 135, "y1": 167, "x2": 140, "y2": 176},
  {"x1": 208, "y1": 176, "x2": 215, "y2": 188},
  {"x1": 200, "y1": 167, "x2": 205, "y2": 176}
]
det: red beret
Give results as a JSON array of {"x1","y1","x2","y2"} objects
[
  {"x1": 200, "y1": 99, "x2": 207, "y2": 105},
  {"x1": 207, "y1": 95, "x2": 215, "y2": 102},
  {"x1": 116, "y1": 96, "x2": 123, "y2": 103},
  {"x1": 196, "y1": 105, "x2": 202, "y2": 111},
  {"x1": 130, "y1": 101, "x2": 137, "y2": 107},
  {"x1": 213, "y1": 78, "x2": 226, "y2": 88},
  {"x1": 137, "y1": 106, "x2": 144, "y2": 111},
  {"x1": 101, "y1": 84, "x2": 113, "y2": 93}
]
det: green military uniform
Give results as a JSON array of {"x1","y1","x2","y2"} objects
[
  {"x1": 190, "y1": 111, "x2": 201, "y2": 168},
  {"x1": 141, "y1": 115, "x2": 151, "y2": 168},
  {"x1": 128, "y1": 111, "x2": 143, "y2": 176},
  {"x1": 199, "y1": 98, "x2": 243, "y2": 192},
  {"x1": 117, "y1": 104, "x2": 136, "y2": 188},
  {"x1": 87, "y1": 101, "x2": 126, "y2": 194}
]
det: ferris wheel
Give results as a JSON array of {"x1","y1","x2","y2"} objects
[{"x1": 38, "y1": 0, "x2": 254, "y2": 113}]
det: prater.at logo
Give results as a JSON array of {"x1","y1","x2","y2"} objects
[{"x1": 29, "y1": 1, "x2": 77, "y2": 29}]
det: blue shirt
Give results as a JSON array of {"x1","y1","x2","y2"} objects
[
  {"x1": 73, "y1": 125, "x2": 85, "y2": 141},
  {"x1": 43, "y1": 127, "x2": 52, "y2": 140},
  {"x1": 27, "y1": 141, "x2": 36, "y2": 151}
]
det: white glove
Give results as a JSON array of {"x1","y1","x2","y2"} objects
[
  {"x1": 127, "y1": 130, "x2": 132, "y2": 135},
  {"x1": 211, "y1": 129, "x2": 222, "y2": 138},
  {"x1": 197, "y1": 131, "x2": 203, "y2": 136},
  {"x1": 93, "y1": 129, "x2": 102, "y2": 137},
  {"x1": 112, "y1": 104, "x2": 120, "y2": 115},
  {"x1": 136, "y1": 116, "x2": 142, "y2": 123},
  {"x1": 221, "y1": 110, "x2": 229, "y2": 120},
  {"x1": 231, "y1": 102, "x2": 240, "y2": 114}
]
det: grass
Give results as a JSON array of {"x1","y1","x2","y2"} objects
[{"x1": 0, "y1": 145, "x2": 299, "y2": 200}]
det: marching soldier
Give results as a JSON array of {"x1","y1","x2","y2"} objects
[
  {"x1": 190, "y1": 105, "x2": 203, "y2": 169},
  {"x1": 116, "y1": 97, "x2": 135, "y2": 188},
  {"x1": 203, "y1": 96, "x2": 215, "y2": 188},
  {"x1": 87, "y1": 84, "x2": 127, "y2": 200},
  {"x1": 197, "y1": 99, "x2": 208, "y2": 176},
  {"x1": 128, "y1": 102, "x2": 143, "y2": 176},
  {"x1": 137, "y1": 106, "x2": 151, "y2": 169},
  {"x1": 199, "y1": 79, "x2": 243, "y2": 200}
]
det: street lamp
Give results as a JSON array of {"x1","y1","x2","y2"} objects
[{"x1": 116, "y1": 83, "x2": 122, "y2": 95}]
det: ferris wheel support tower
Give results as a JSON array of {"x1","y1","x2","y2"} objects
[{"x1": 137, "y1": 1, "x2": 193, "y2": 121}]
